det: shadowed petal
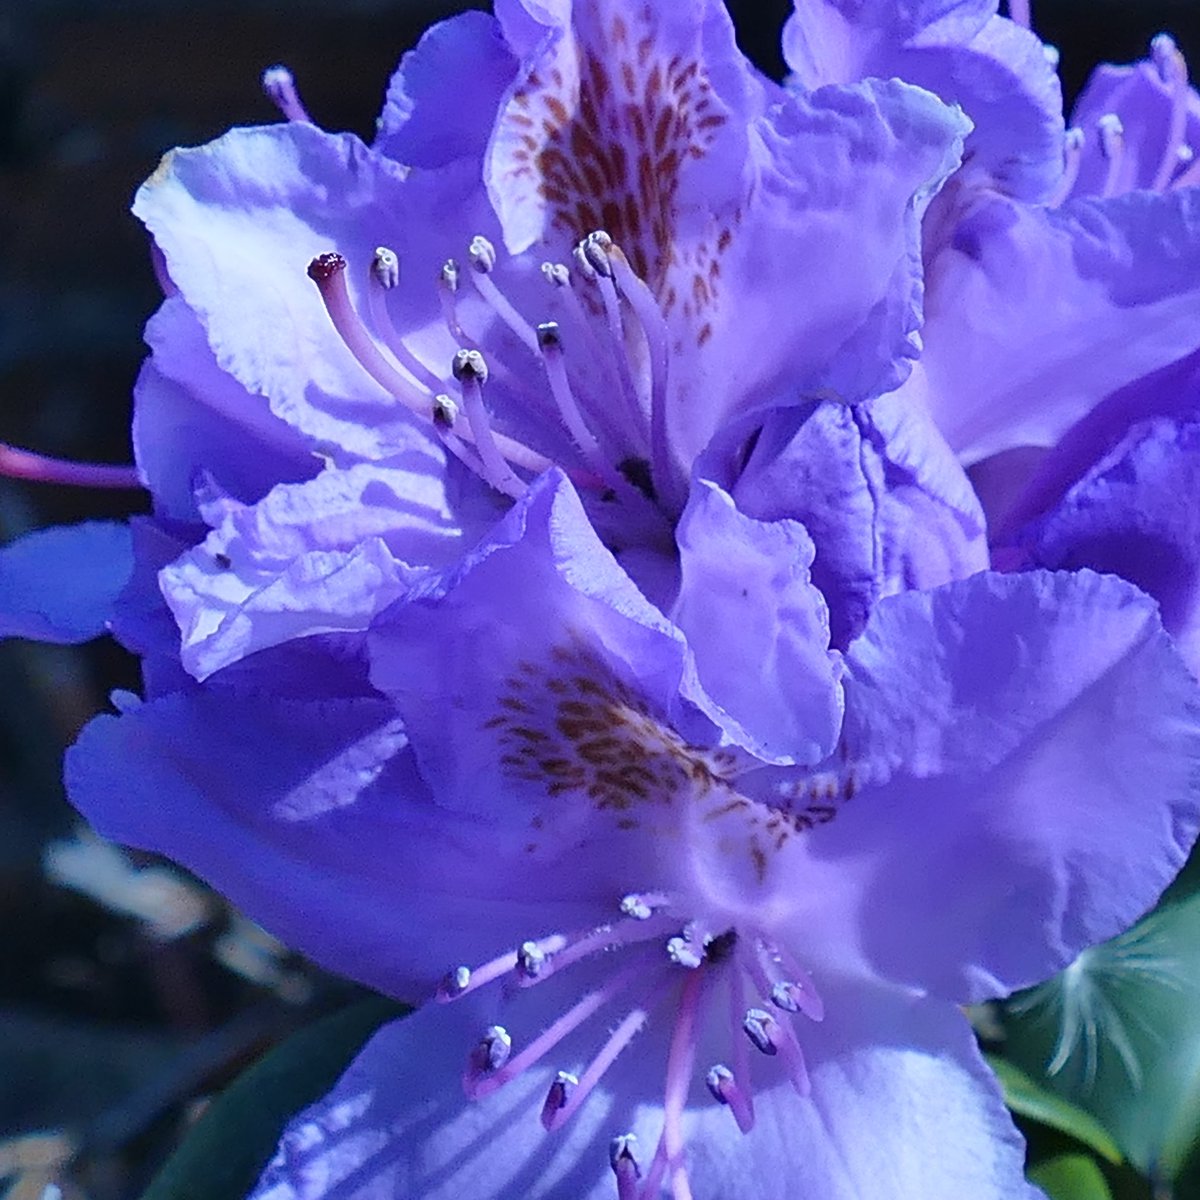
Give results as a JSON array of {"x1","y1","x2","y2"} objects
[
  {"x1": 1021, "y1": 418, "x2": 1200, "y2": 674},
  {"x1": 923, "y1": 186, "x2": 1200, "y2": 464},
  {"x1": 376, "y1": 11, "x2": 518, "y2": 169},
  {"x1": 65, "y1": 688, "x2": 597, "y2": 996},
  {"x1": 784, "y1": 0, "x2": 1063, "y2": 200},
  {"x1": 248, "y1": 976, "x2": 1036, "y2": 1200},
  {"x1": 134, "y1": 297, "x2": 318, "y2": 522},
  {"x1": 672, "y1": 479, "x2": 842, "y2": 765},
  {"x1": 0, "y1": 522, "x2": 132, "y2": 644},
  {"x1": 768, "y1": 569, "x2": 1200, "y2": 1003}
]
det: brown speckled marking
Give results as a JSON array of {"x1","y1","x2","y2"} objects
[
  {"x1": 489, "y1": 645, "x2": 721, "y2": 818},
  {"x1": 495, "y1": 2, "x2": 737, "y2": 338},
  {"x1": 485, "y1": 645, "x2": 853, "y2": 886}
]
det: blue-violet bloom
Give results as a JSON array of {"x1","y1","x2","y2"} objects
[{"x1": 1, "y1": 3, "x2": 1199, "y2": 1199}]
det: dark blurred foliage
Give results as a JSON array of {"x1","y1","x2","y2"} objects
[{"x1": 1, "y1": 2, "x2": 1199, "y2": 1198}]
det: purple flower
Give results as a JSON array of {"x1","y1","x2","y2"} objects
[
  {"x1": 851, "y1": 14, "x2": 1200, "y2": 679},
  {"x1": 1, "y1": 2, "x2": 1199, "y2": 1198}
]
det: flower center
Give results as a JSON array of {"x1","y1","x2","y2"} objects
[
  {"x1": 307, "y1": 227, "x2": 684, "y2": 544},
  {"x1": 435, "y1": 893, "x2": 825, "y2": 1200}
]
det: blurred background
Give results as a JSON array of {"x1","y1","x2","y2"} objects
[{"x1": 1, "y1": 3, "x2": 1199, "y2": 1199}]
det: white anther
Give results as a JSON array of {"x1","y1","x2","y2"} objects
[
  {"x1": 1180, "y1": 144, "x2": 1196, "y2": 165},
  {"x1": 262, "y1": 65, "x2": 313, "y2": 123},
  {"x1": 1042, "y1": 43, "x2": 1060, "y2": 69},
  {"x1": 609, "y1": 1133, "x2": 641, "y2": 1177},
  {"x1": 620, "y1": 893, "x2": 654, "y2": 921},
  {"x1": 452, "y1": 348, "x2": 489, "y2": 385},
  {"x1": 1151, "y1": 33, "x2": 1186, "y2": 84},
  {"x1": 667, "y1": 934, "x2": 704, "y2": 970},
  {"x1": 438, "y1": 965, "x2": 471, "y2": 999},
  {"x1": 1098, "y1": 113, "x2": 1125, "y2": 158},
  {"x1": 441, "y1": 258, "x2": 460, "y2": 293},
  {"x1": 1065, "y1": 127, "x2": 1085, "y2": 152},
  {"x1": 541, "y1": 261, "x2": 571, "y2": 288},
  {"x1": 517, "y1": 939, "x2": 547, "y2": 979},
  {"x1": 743, "y1": 1008, "x2": 780, "y2": 1056},
  {"x1": 540, "y1": 1070, "x2": 578, "y2": 1126},
  {"x1": 706, "y1": 1063, "x2": 734, "y2": 1104},
  {"x1": 472, "y1": 1024, "x2": 513, "y2": 1073},
  {"x1": 469, "y1": 235, "x2": 498, "y2": 274},
  {"x1": 536, "y1": 320, "x2": 563, "y2": 351},
  {"x1": 432, "y1": 393, "x2": 459, "y2": 429},
  {"x1": 582, "y1": 230, "x2": 616, "y2": 278},
  {"x1": 371, "y1": 246, "x2": 400, "y2": 289}
]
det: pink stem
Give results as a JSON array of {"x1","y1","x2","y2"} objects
[{"x1": 0, "y1": 443, "x2": 141, "y2": 490}]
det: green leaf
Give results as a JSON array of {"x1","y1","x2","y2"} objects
[
  {"x1": 1029, "y1": 1154, "x2": 1112, "y2": 1200},
  {"x1": 1003, "y1": 891, "x2": 1200, "y2": 1181},
  {"x1": 141, "y1": 995, "x2": 407, "y2": 1200},
  {"x1": 987, "y1": 1055, "x2": 1123, "y2": 1164}
]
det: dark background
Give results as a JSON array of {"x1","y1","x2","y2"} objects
[{"x1": 1, "y1": 3, "x2": 1198, "y2": 1197}]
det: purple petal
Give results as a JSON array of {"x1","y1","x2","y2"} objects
[
  {"x1": 250, "y1": 976, "x2": 1035, "y2": 1199},
  {"x1": 134, "y1": 123, "x2": 495, "y2": 461},
  {"x1": 368, "y1": 470, "x2": 722, "y2": 882},
  {"x1": 375, "y1": 11, "x2": 518, "y2": 169},
  {"x1": 784, "y1": 1, "x2": 1063, "y2": 200},
  {"x1": 1021, "y1": 418, "x2": 1200, "y2": 673},
  {"x1": 769, "y1": 569, "x2": 1200, "y2": 1002},
  {"x1": 0, "y1": 522, "x2": 132, "y2": 644},
  {"x1": 923, "y1": 185, "x2": 1200, "y2": 464},
  {"x1": 65, "y1": 688, "x2": 593, "y2": 996},
  {"x1": 159, "y1": 438, "x2": 495, "y2": 680},
  {"x1": 729, "y1": 397, "x2": 986, "y2": 647},
  {"x1": 1069, "y1": 54, "x2": 1200, "y2": 198},
  {"x1": 661, "y1": 78, "x2": 967, "y2": 467},
  {"x1": 672, "y1": 480, "x2": 842, "y2": 765},
  {"x1": 134, "y1": 297, "x2": 318, "y2": 522}
]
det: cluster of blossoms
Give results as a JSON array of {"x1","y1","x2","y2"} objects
[{"x1": 4, "y1": 1, "x2": 1200, "y2": 1197}]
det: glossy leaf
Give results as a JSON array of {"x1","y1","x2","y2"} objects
[
  {"x1": 987, "y1": 1055, "x2": 1123, "y2": 1164},
  {"x1": 141, "y1": 995, "x2": 407, "y2": 1200},
  {"x1": 1028, "y1": 1154, "x2": 1112, "y2": 1200},
  {"x1": 1003, "y1": 891, "x2": 1200, "y2": 1181}
]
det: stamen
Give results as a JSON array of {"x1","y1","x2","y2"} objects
[
  {"x1": 1048, "y1": 127, "x2": 1085, "y2": 207},
  {"x1": 435, "y1": 933, "x2": 568, "y2": 1004},
  {"x1": 661, "y1": 970, "x2": 704, "y2": 1200},
  {"x1": 469, "y1": 236, "x2": 540, "y2": 355},
  {"x1": 1043, "y1": 43, "x2": 1060, "y2": 70},
  {"x1": 467, "y1": 957, "x2": 645, "y2": 1100},
  {"x1": 261, "y1": 65, "x2": 312, "y2": 124},
  {"x1": 517, "y1": 939, "x2": 548, "y2": 980},
  {"x1": 1007, "y1": 0, "x2": 1031, "y2": 28},
  {"x1": 1150, "y1": 34, "x2": 1191, "y2": 191},
  {"x1": 742, "y1": 1007, "x2": 780, "y2": 1056},
  {"x1": 308, "y1": 253, "x2": 434, "y2": 414},
  {"x1": 1097, "y1": 113, "x2": 1126, "y2": 197},
  {"x1": 578, "y1": 233, "x2": 648, "y2": 438},
  {"x1": 368, "y1": 247, "x2": 445, "y2": 394},
  {"x1": 705, "y1": 1064, "x2": 755, "y2": 1134},
  {"x1": 726, "y1": 958, "x2": 756, "y2": 1132},
  {"x1": 540, "y1": 1070, "x2": 579, "y2": 1128},
  {"x1": 605, "y1": 242, "x2": 677, "y2": 511},
  {"x1": 770, "y1": 978, "x2": 824, "y2": 1022},
  {"x1": 620, "y1": 892, "x2": 668, "y2": 921},
  {"x1": 761, "y1": 942, "x2": 826, "y2": 1023},
  {"x1": 610, "y1": 1135, "x2": 642, "y2": 1200},
  {"x1": 453, "y1": 349, "x2": 525, "y2": 499},
  {"x1": 744, "y1": 953, "x2": 813, "y2": 1094},
  {"x1": 537, "y1": 321, "x2": 608, "y2": 466},
  {"x1": 470, "y1": 1025, "x2": 513, "y2": 1075},
  {"x1": 544, "y1": 1007, "x2": 649, "y2": 1131},
  {"x1": 437, "y1": 965, "x2": 471, "y2": 1000},
  {"x1": 439, "y1": 258, "x2": 472, "y2": 345},
  {"x1": 517, "y1": 910, "x2": 678, "y2": 988},
  {"x1": 0, "y1": 444, "x2": 141, "y2": 490},
  {"x1": 667, "y1": 935, "x2": 706, "y2": 970}
]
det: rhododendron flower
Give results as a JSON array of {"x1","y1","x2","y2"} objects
[{"x1": 1, "y1": 2, "x2": 1199, "y2": 1199}]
